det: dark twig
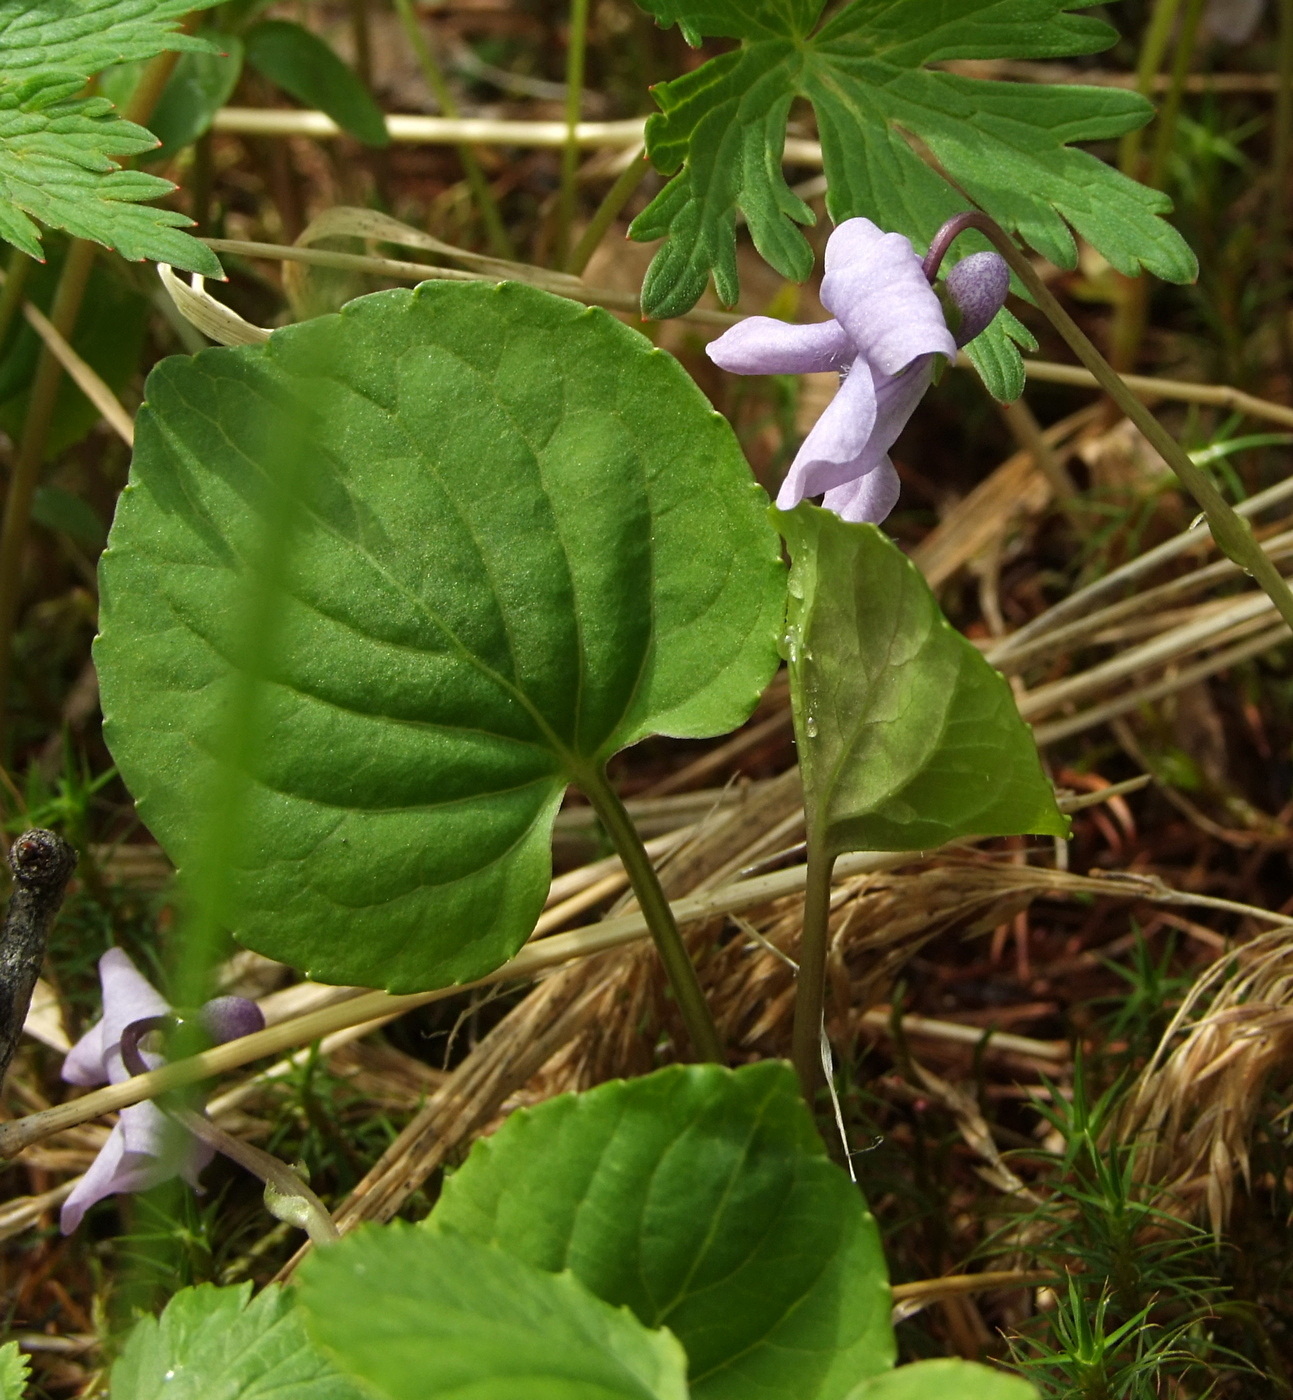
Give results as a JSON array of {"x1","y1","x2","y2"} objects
[{"x1": 0, "y1": 829, "x2": 75, "y2": 1085}]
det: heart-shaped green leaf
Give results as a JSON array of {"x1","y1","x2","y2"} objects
[
  {"x1": 298, "y1": 1224, "x2": 690, "y2": 1400},
  {"x1": 775, "y1": 504, "x2": 1067, "y2": 855},
  {"x1": 431, "y1": 1061, "x2": 893, "y2": 1400},
  {"x1": 95, "y1": 281, "x2": 784, "y2": 991}
]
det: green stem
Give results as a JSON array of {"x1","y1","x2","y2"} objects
[
  {"x1": 1147, "y1": 0, "x2": 1206, "y2": 193},
  {"x1": 940, "y1": 212, "x2": 1293, "y2": 633},
  {"x1": 0, "y1": 241, "x2": 96, "y2": 746},
  {"x1": 790, "y1": 836, "x2": 835, "y2": 1102},
  {"x1": 555, "y1": 0, "x2": 592, "y2": 268},
  {"x1": 580, "y1": 765, "x2": 724, "y2": 1063},
  {"x1": 1108, "y1": 0, "x2": 1189, "y2": 372},
  {"x1": 348, "y1": 0, "x2": 373, "y2": 92},
  {"x1": 1117, "y1": 0, "x2": 1185, "y2": 178},
  {"x1": 567, "y1": 148, "x2": 649, "y2": 276},
  {"x1": 0, "y1": 39, "x2": 187, "y2": 747},
  {"x1": 391, "y1": 0, "x2": 513, "y2": 260},
  {"x1": 0, "y1": 249, "x2": 33, "y2": 356},
  {"x1": 1110, "y1": 0, "x2": 1204, "y2": 372},
  {"x1": 121, "y1": 1019, "x2": 338, "y2": 1245}
]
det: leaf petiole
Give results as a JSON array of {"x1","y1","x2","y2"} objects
[
  {"x1": 790, "y1": 836, "x2": 836, "y2": 1101},
  {"x1": 579, "y1": 765, "x2": 725, "y2": 1063}
]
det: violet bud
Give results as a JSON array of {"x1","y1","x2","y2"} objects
[
  {"x1": 199, "y1": 995, "x2": 265, "y2": 1045},
  {"x1": 944, "y1": 251, "x2": 1010, "y2": 347}
]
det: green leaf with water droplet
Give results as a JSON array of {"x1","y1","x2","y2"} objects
[
  {"x1": 775, "y1": 503, "x2": 1067, "y2": 854},
  {"x1": 109, "y1": 1282, "x2": 365, "y2": 1400}
]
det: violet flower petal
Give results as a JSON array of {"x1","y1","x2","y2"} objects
[
  {"x1": 62, "y1": 949, "x2": 169, "y2": 1088},
  {"x1": 821, "y1": 219, "x2": 956, "y2": 376},
  {"x1": 822, "y1": 459, "x2": 902, "y2": 525},
  {"x1": 60, "y1": 1018, "x2": 109, "y2": 1088},
  {"x1": 60, "y1": 1121, "x2": 129, "y2": 1234},
  {"x1": 705, "y1": 317, "x2": 852, "y2": 375},
  {"x1": 59, "y1": 1111, "x2": 214, "y2": 1234},
  {"x1": 776, "y1": 357, "x2": 878, "y2": 508},
  {"x1": 945, "y1": 252, "x2": 1010, "y2": 346}
]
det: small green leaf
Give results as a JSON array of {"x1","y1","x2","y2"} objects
[
  {"x1": 109, "y1": 1282, "x2": 365, "y2": 1400},
  {"x1": 775, "y1": 503, "x2": 1067, "y2": 854},
  {"x1": 961, "y1": 307, "x2": 1037, "y2": 404},
  {"x1": 299, "y1": 1223, "x2": 690, "y2": 1400},
  {"x1": 95, "y1": 280, "x2": 784, "y2": 992},
  {"x1": 0, "y1": 1341, "x2": 29, "y2": 1400},
  {"x1": 432, "y1": 1061, "x2": 893, "y2": 1400},
  {"x1": 245, "y1": 21, "x2": 388, "y2": 147},
  {"x1": 845, "y1": 1360, "x2": 1039, "y2": 1400},
  {"x1": 628, "y1": 0, "x2": 1196, "y2": 318},
  {"x1": 0, "y1": 1, "x2": 223, "y2": 273},
  {"x1": 103, "y1": 35, "x2": 245, "y2": 164}
]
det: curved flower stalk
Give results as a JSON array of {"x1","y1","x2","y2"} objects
[
  {"x1": 705, "y1": 218, "x2": 1009, "y2": 525},
  {"x1": 59, "y1": 949, "x2": 264, "y2": 1233}
]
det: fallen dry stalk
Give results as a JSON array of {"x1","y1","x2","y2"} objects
[{"x1": 0, "y1": 793, "x2": 1220, "y2": 1162}]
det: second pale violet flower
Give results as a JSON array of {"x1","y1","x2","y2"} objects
[
  {"x1": 706, "y1": 218, "x2": 1009, "y2": 525},
  {"x1": 60, "y1": 949, "x2": 264, "y2": 1233}
]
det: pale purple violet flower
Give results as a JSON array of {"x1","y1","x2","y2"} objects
[
  {"x1": 60, "y1": 949, "x2": 264, "y2": 1233},
  {"x1": 706, "y1": 218, "x2": 1009, "y2": 525}
]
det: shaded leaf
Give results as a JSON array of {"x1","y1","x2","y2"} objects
[
  {"x1": 0, "y1": 245, "x2": 146, "y2": 457},
  {"x1": 103, "y1": 34, "x2": 245, "y2": 163},
  {"x1": 245, "y1": 21, "x2": 388, "y2": 147},
  {"x1": 776, "y1": 504, "x2": 1067, "y2": 854},
  {"x1": 33, "y1": 486, "x2": 105, "y2": 549},
  {"x1": 432, "y1": 1061, "x2": 893, "y2": 1400}
]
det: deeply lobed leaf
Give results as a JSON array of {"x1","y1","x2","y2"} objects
[
  {"x1": 0, "y1": 0, "x2": 224, "y2": 271},
  {"x1": 629, "y1": 0, "x2": 1196, "y2": 325},
  {"x1": 0, "y1": 0, "x2": 213, "y2": 79}
]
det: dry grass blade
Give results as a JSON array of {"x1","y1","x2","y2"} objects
[{"x1": 0, "y1": 265, "x2": 137, "y2": 444}]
